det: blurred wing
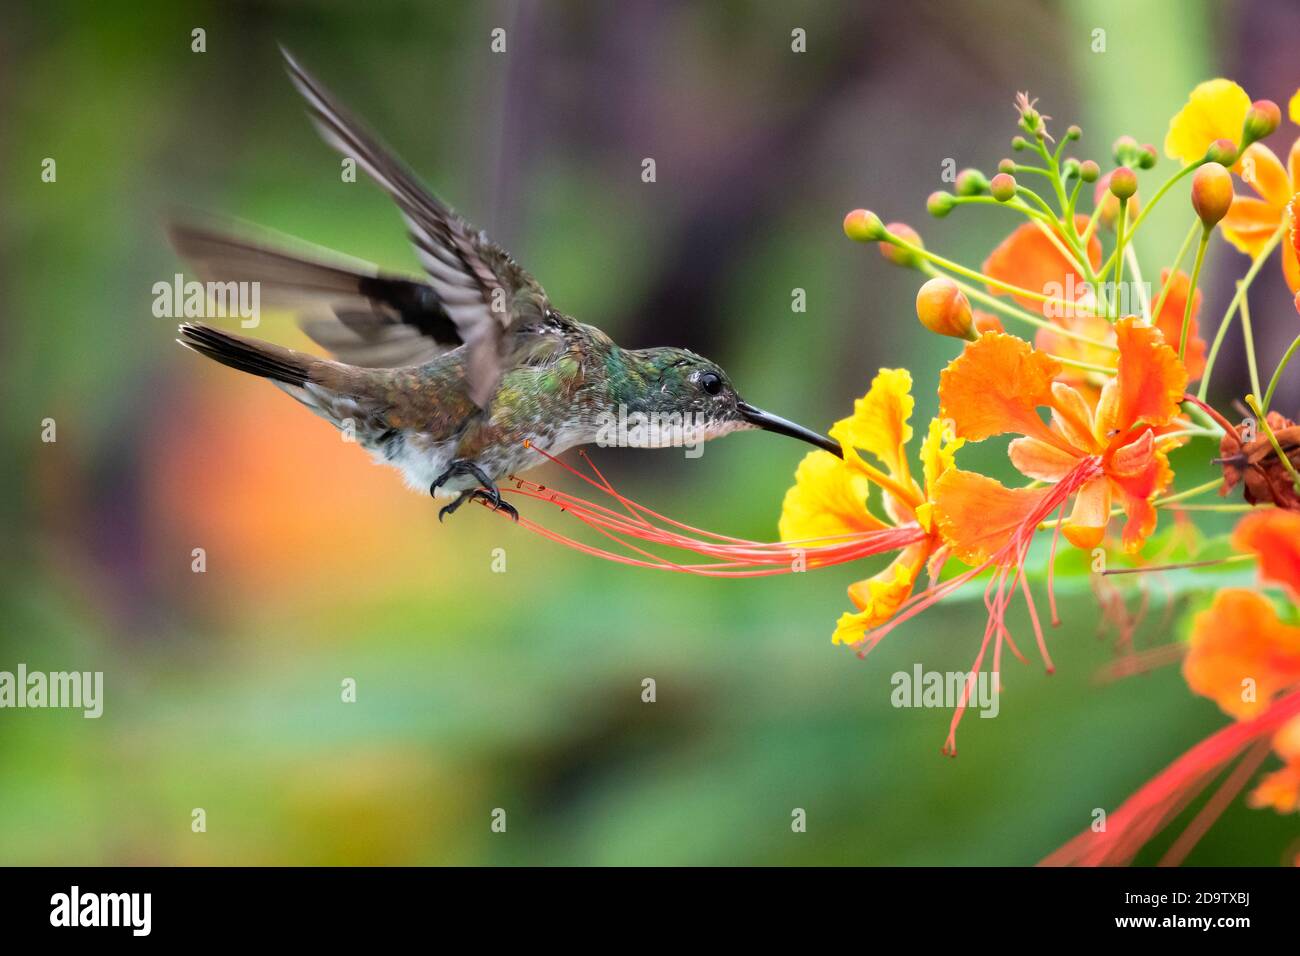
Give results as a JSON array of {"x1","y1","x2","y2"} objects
[
  {"x1": 281, "y1": 46, "x2": 550, "y2": 406},
  {"x1": 167, "y1": 219, "x2": 462, "y2": 368}
]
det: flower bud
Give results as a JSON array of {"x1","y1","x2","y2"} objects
[
  {"x1": 989, "y1": 172, "x2": 1017, "y2": 202},
  {"x1": 1112, "y1": 135, "x2": 1141, "y2": 166},
  {"x1": 915, "y1": 277, "x2": 975, "y2": 340},
  {"x1": 1011, "y1": 136, "x2": 1028, "y2": 152},
  {"x1": 1205, "y1": 138, "x2": 1238, "y2": 166},
  {"x1": 1108, "y1": 166, "x2": 1138, "y2": 200},
  {"x1": 1061, "y1": 157, "x2": 1080, "y2": 179},
  {"x1": 879, "y1": 223, "x2": 924, "y2": 268},
  {"x1": 926, "y1": 191, "x2": 956, "y2": 218},
  {"x1": 1191, "y1": 162, "x2": 1234, "y2": 227},
  {"x1": 997, "y1": 157, "x2": 1016, "y2": 174},
  {"x1": 1078, "y1": 159, "x2": 1100, "y2": 183},
  {"x1": 1066, "y1": 124, "x2": 1082, "y2": 141},
  {"x1": 843, "y1": 208, "x2": 885, "y2": 242},
  {"x1": 1094, "y1": 170, "x2": 1140, "y2": 228},
  {"x1": 955, "y1": 168, "x2": 988, "y2": 196},
  {"x1": 1243, "y1": 99, "x2": 1281, "y2": 144},
  {"x1": 1136, "y1": 144, "x2": 1158, "y2": 169}
]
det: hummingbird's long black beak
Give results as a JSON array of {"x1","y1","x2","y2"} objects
[{"x1": 737, "y1": 401, "x2": 842, "y2": 457}]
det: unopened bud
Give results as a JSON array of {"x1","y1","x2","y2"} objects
[
  {"x1": 880, "y1": 223, "x2": 924, "y2": 268},
  {"x1": 843, "y1": 208, "x2": 885, "y2": 242},
  {"x1": 1205, "y1": 138, "x2": 1238, "y2": 166},
  {"x1": 915, "y1": 277, "x2": 975, "y2": 340},
  {"x1": 989, "y1": 173, "x2": 1017, "y2": 202},
  {"x1": 1108, "y1": 166, "x2": 1138, "y2": 200},
  {"x1": 1078, "y1": 159, "x2": 1100, "y2": 183},
  {"x1": 997, "y1": 157, "x2": 1016, "y2": 174},
  {"x1": 955, "y1": 168, "x2": 988, "y2": 196},
  {"x1": 1066, "y1": 124, "x2": 1082, "y2": 141},
  {"x1": 1011, "y1": 136, "x2": 1028, "y2": 152},
  {"x1": 1112, "y1": 135, "x2": 1139, "y2": 165},
  {"x1": 1244, "y1": 99, "x2": 1281, "y2": 144},
  {"x1": 1191, "y1": 162, "x2": 1234, "y2": 227},
  {"x1": 926, "y1": 191, "x2": 956, "y2": 218},
  {"x1": 1136, "y1": 144, "x2": 1158, "y2": 170},
  {"x1": 1062, "y1": 157, "x2": 1081, "y2": 179}
]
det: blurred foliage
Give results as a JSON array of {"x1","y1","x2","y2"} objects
[{"x1": 2, "y1": 0, "x2": 1298, "y2": 865}]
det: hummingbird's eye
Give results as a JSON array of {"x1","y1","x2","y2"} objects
[{"x1": 700, "y1": 372, "x2": 723, "y2": 395}]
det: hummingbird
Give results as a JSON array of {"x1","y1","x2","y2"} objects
[{"x1": 173, "y1": 48, "x2": 841, "y2": 522}]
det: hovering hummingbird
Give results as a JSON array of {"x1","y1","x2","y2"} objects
[{"x1": 173, "y1": 48, "x2": 841, "y2": 522}]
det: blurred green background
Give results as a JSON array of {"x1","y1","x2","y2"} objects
[{"x1": 3, "y1": 0, "x2": 1299, "y2": 865}]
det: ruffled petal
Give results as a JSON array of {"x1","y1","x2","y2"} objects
[
  {"x1": 1152, "y1": 269, "x2": 1206, "y2": 381},
  {"x1": 1164, "y1": 79, "x2": 1251, "y2": 166},
  {"x1": 938, "y1": 332, "x2": 1066, "y2": 448},
  {"x1": 829, "y1": 368, "x2": 914, "y2": 484},
  {"x1": 834, "y1": 541, "x2": 930, "y2": 643},
  {"x1": 778, "y1": 449, "x2": 886, "y2": 543},
  {"x1": 1233, "y1": 509, "x2": 1300, "y2": 602},
  {"x1": 1183, "y1": 589, "x2": 1300, "y2": 720},
  {"x1": 931, "y1": 468, "x2": 1053, "y2": 565},
  {"x1": 919, "y1": 417, "x2": 964, "y2": 502},
  {"x1": 1113, "y1": 317, "x2": 1188, "y2": 431},
  {"x1": 1220, "y1": 195, "x2": 1283, "y2": 256}
]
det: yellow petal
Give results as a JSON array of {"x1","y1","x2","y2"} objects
[
  {"x1": 830, "y1": 368, "x2": 914, "y2": 484},
  {"x1": 1061, "y1": 476, "x2": 1111, "y2": 550},
  {"x1": 778, "y1": 450, "x2": 886, "y2": 544},
  {"x1": 919, "y1": 416, "x2": 964, "y2": 497},
  {"x1": 1289, "y1": 88, "x2": 1300, "y2": 126},
  {"x1": 1165, "y1": 79, "x2": 1251, "y2": 166},
  {"x1": 834, "y1": 542, "x2": 930, "y2": 643}
]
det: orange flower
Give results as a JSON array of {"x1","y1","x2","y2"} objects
[
  {"x1": 780, "y1": 369, "x2": 963, "y2": 643},
  {"x1": 1233, "y1": 508, "x2": 1300, "y2": 601},
  {"x1": 1221, "y1": 140, "x2": 1300, "y2": 292},
  {"x1": 1034, "y1": 269, "x2": 1207, "y2": 389},
  {"x1": 1248, "y1": 715, "x2": 1300, "y2": 814},
  {"x1": 982, "y1": 216, "x2": 1101, "y2": 316},
  {"x1": 933, "y1": 318, "x2": 1187, "y2": 560},
  {"x1": 1183, "y1": 589, "x2": 1300, "y2": 720}
]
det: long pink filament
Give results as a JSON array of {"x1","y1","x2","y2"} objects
[{"x1": 488, "y1": 444, "x2": 927, "y2": 576}]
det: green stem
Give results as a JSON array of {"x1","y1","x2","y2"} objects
[
  {"x1": 1112, "y1": 198, "x2": 1128, "y2": 321},
  {"x1": 1097, "y1": 162, "x2": 1200, "y2": 276},
  {"x1": 1148, "y1": 217, "x2": 1201, "y2": 321},
  {"x1": 1238, "y1": 284, "x2": 1263, "y2": 404},
  {"x1": 1198, "y1": 223, "x2": 1286, "y2": 400},
  {"x1": 1180, "y1": 227, "x2": 1211, "y2": 361},
  {"x1": 1262, "y1": 332, "x2": 1300, "y2": 413},
  {"x1": 885, "y1": 232, "x2": 1075, "y2": 308},
  {"x1": 918, "y1": 264, "x2": 1118, "y2": 351}
]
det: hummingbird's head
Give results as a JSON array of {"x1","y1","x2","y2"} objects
[{"x1": 623, "y1": 348, "x2": 842, "y2": 457}]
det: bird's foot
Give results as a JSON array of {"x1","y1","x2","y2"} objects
[
  {"x1": 437, "y1": 488, "x2": 519, "y2": 523},
  {"x1": 431, "y1": 460, "x2": 518, "y2": 522}
]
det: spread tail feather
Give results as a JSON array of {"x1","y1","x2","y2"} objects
[{"x1": 176, "y1": 323, "x2": 311, "y2": 387}]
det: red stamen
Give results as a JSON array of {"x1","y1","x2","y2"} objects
[
  {"x1": 492, "y1": 444, "x2": 928, "y2": 576},
  {"x1": 852, "y1": 455, "x2": 1104, "y2": 752},
  {"x1": 1041, "y1": 686, "x2": 1300, "y2": 866}
]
